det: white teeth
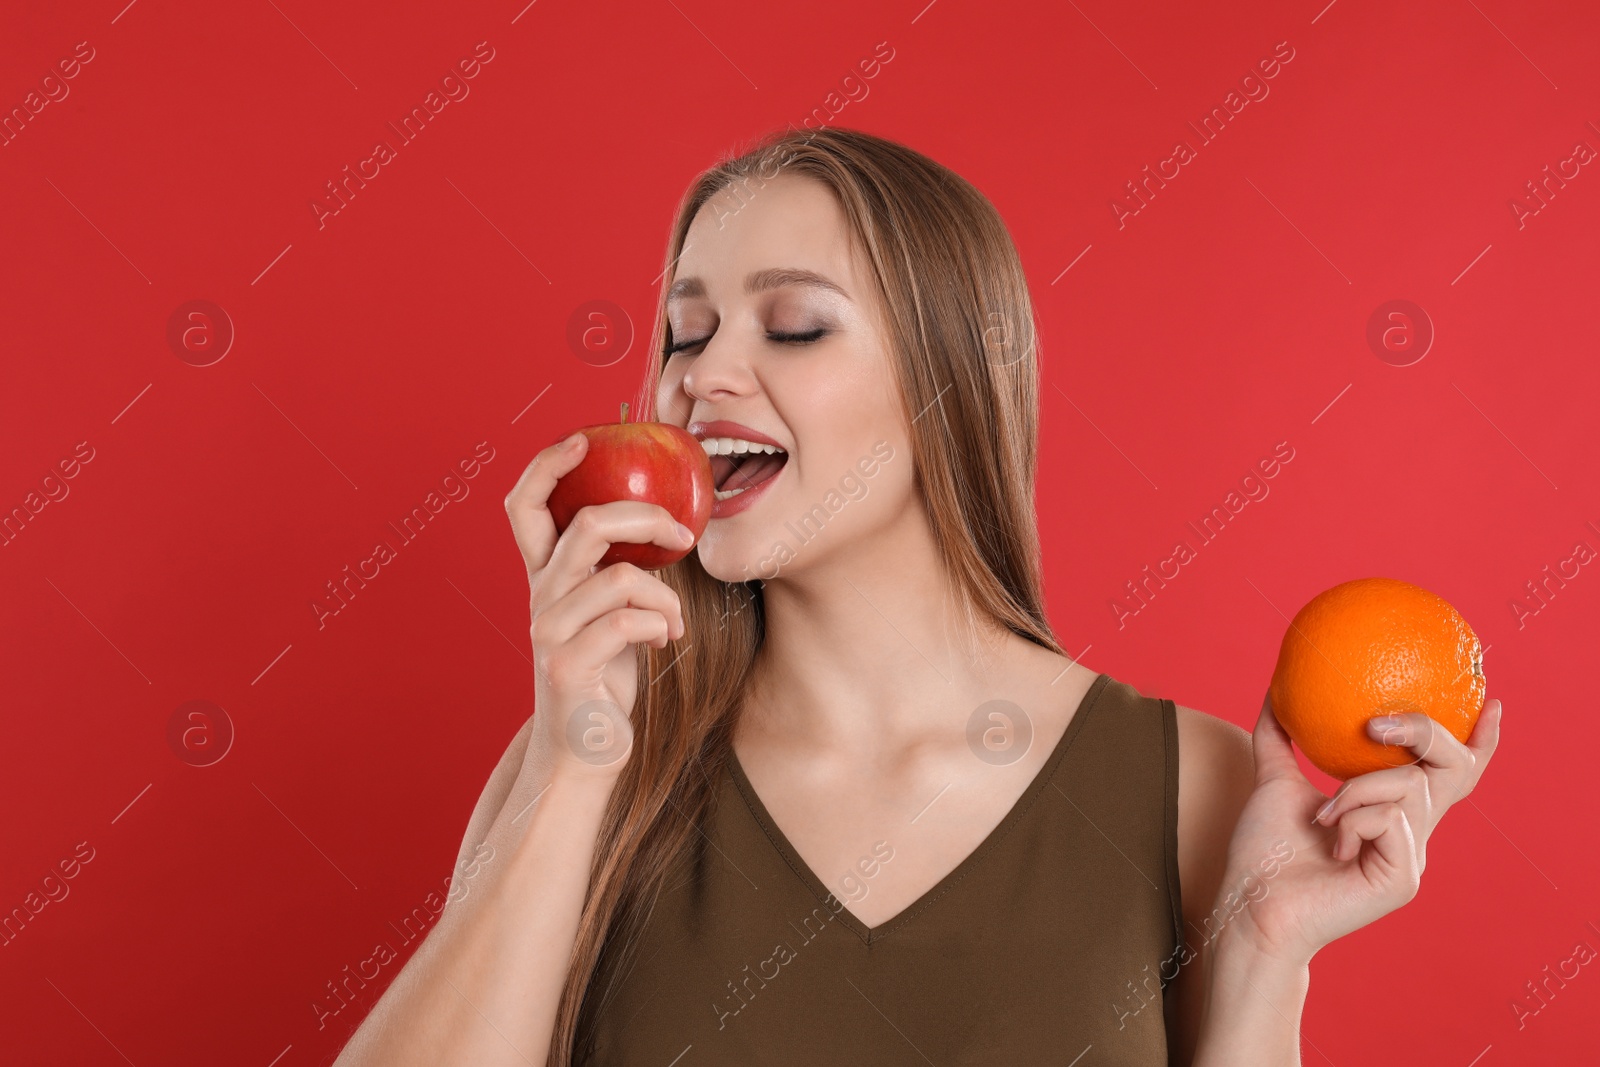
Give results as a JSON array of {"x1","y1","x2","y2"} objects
[
  {"x1": 702, "y1": 436, "x2": 786, "y2": 504},
  {"x1": 699, "y1": 436, "x2": 784, "y2": 456}
]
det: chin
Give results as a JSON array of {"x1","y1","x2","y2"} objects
[
  {"x1": 694, "y1": 531, "x2": 782, "y2": 585},
  {"x1": 689, "y1": 477, "x2": 786, "y2": 579}
]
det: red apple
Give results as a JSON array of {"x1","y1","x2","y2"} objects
[{"x1": 546, "y1": 402, "x2": 714, "y2": 570}]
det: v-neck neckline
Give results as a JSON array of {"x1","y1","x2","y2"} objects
[{"x1": 725, "y1": 671, "x2": 1112, "y2": 945}]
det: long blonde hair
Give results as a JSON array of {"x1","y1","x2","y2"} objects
[{"x1": 552, "y1": 125, "x2": 1066, "y2": 1063}]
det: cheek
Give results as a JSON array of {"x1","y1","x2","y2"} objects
[
  {"x1": 816, "y1": 421, "x2": 899, "y2": 497},
  {"x1": 656, "y1": 364, "x2": 688, "y2": 419},
  {"x1": 789, "y1": 432, "x2": 914, "y2": 531},
  {"x1": 786, "y1": 358, "x2": 895, "y2": 461}
]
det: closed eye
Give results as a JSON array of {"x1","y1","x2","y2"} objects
[
  {"x1": 663, "y1": 327, "x2": 829, "y2": 357},
  {"x1": 769, "y1": 327, "x2": 828, "y2": 345}
]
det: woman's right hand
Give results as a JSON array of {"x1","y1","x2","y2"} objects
[
  {"x1": 329, "y1": 432, "x2": 692, "y2": 1067},
  {"x1": 504, "y1": 431, "x2": 692, "y2": 784}
]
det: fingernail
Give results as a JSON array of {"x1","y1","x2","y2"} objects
[
  {"x1": 1369, "y1": 716, "x2": 1400, "y2": 729},
  {"x1": 676, "y1": 522, "x2": 695, "y2": 544},
  {"x1": 564, "y1": 432, "x2": 585, "y2": 448},
  {"x1": 1314, "y1": 797, "x2": 1335, "y2": 823}
]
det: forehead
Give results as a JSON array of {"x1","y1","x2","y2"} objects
[{"x1": 672, "y1": 172, "x2": 858, "y2": 296}]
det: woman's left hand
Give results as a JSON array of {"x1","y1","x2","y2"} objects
[{"x1": 1209, "y1": 691, "x2": 1503, "y2": 965}]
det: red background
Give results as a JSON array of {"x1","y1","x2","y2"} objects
[{"x1": 3, "y1": 0, "x2": 1596, "y2": 1062}]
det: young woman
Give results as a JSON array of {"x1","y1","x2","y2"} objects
[{"x1": 334, "y1": 127, "x2": 1501, "y2": 1066}]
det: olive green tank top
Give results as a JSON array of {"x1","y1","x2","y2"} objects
[{"x1": 576, "y1": 672, "x2": 1183, "y2": 1065}]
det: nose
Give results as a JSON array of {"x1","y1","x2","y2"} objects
[{"x1": 680, "y1": 333, "x2": 756, "y2": 405}]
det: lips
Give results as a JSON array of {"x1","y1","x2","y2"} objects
[
  {"x1": 688, "y1": 420, "x2": 785, "y2": 449},
  {"x1": 690, "y1": 419, "x2": 789, "y2": 519}
]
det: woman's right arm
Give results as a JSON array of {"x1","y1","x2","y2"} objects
[{"x1": 332, "y1": 431, "x2": 693, "y2": 1066}]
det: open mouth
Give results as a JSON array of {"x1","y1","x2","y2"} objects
[{"x1": 702, "y1": 439, "x2": 788, "y2": 502}]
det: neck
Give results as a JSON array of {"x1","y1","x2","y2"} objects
[{"x1": 741, "y1": 501, "x2": 1026, "y2": 756}]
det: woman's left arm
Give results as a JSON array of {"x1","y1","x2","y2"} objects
[{"x1": 1180, "y1": 691, "x2": 1504, "y2": 1066}]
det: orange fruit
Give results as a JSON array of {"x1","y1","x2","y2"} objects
[{"x1": 1268, "y1": 577, "x2": 1485, "y2": 780}]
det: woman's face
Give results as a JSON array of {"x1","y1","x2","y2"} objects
[{"x1": 656, "y1": 171, "x2": 915, "y2": 584}]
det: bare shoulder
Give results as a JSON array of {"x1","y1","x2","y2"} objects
[
  {"x1": 1174, "y1": 704, "x2": 1253, "y2": 787},
  {"x1": 1172, "y1": 704, "x2": 1255, "y2": 908},
  {"x1": 1174, "y1": 705, "x2": 1254, "y2": 844},
  {"x1": 1163, "y1": 704, "x2": 1257, "y2": 1065}
]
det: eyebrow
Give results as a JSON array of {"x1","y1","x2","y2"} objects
[{"x1": 666, "y1": 267, "x2": 851, "y2": 303}]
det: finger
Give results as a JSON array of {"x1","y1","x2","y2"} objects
[
  {"x1": 1365, "y1": 711, "x2": 1475, "y2": 773},
  {"x1": 538, "y1": 501, "x2": 695, "y2": 605},
  {"x1": 536, "y1": 562, "x2": 686, "y2": 647},
  {"x1": 1423, "y1": 697, "x2": 1503, "y2": 809},
  {"x1": 1467, "y1": 698, "x2": 1503, "y2": 765},
  {"x1": 1331, "y1": 802, "x2": 1418, "y2": 883},
  {"x1": 551, "y1": 608, "x2": 675, "y2": 687},
  {"x1": 1253, "y1": 689, "x2": 1308, "y2": 786},
  {"x1": 1313, "y1": 764, "x2": 1430, "y2": 834},
  {"x1": 505, "y1": 433, "x2": 590, "y2": 574}
]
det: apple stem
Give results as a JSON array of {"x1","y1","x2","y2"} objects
[{"x1": 620, "y1": 401, "x2": 629, "y2": 424}]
